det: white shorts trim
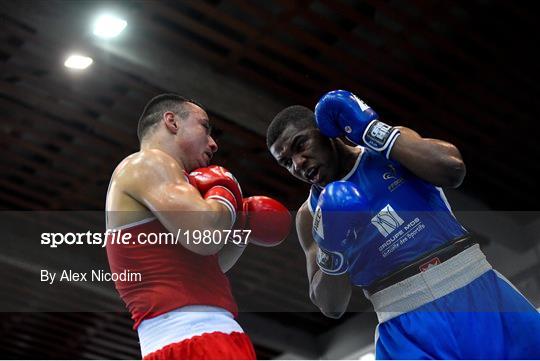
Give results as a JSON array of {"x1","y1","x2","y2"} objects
[
  {"x1": 137, "y1": 305, "x2": 244, "y2": 357},
  {"x1": 365, "y1": 244, "x2": 492, "y2": 323}
]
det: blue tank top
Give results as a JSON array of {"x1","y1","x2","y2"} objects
[{"x1": 308, "y1": 147, "x2": 468, "y2": 287}]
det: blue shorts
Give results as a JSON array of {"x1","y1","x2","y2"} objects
[{"x1": 368, "y1": 246, "x2": 540, "y2": 359}]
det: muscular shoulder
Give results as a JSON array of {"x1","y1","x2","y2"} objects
[
  {"x1": 113, "y1": 149, "x2": 188, "y2": 198},
  {"x1": 296, "y1": 201, "x2": 311, "y2": 223},
  {"x1": 116, "y1": 149, "x2": 185, "y2": 183}
]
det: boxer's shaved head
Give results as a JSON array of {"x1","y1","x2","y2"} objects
[
  {"x1": 266, "y1": 105, "x2": 317, "y2": 149},
  {"x1": 138, "y1": 93, "x2": 203, "y2": 142},
  {"x1": 268, "y1": 104, "x2": 350, "y2": 186}
]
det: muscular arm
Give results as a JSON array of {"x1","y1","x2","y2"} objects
[
  {"x1": 218, "y1": 243, "x2": 247, "y2": 273},
  {"x1": 123, "y1": 149, "x2": 232, "y2": 256},
  {"x1": 314, "y1": 90, "x2": 465, "y2": 187},
  {"x1": 389, "y1": 127, "x2": 466, "y2": 188},
  {"x1": 297, "y1": 202, "x2": 351, "y2": 318}
]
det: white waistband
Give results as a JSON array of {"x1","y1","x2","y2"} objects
[
  {"x1": 365, "y1": 244, "x2": 492, "y2": 323},
  {"x1": 137, "y1": 305, "x2": 244, "y2": 357}
]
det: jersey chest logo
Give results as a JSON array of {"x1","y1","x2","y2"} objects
[
  {"x1": 383, "y1": 164, "x2": 397, "y2": 180},
  {"x1": 383, "y1": 164, "x2": 405, "y2": 192},
  {"x1": 371, "y1": 204, "x2": 404, "y2": 237}
]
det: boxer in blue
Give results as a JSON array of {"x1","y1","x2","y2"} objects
[{"x1": 267, "y1": 90, "x2": 540, "y2": 359}]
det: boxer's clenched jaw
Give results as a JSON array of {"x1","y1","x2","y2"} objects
[
  {"x1": 168, "y1": 103, "x2": 218, "y2": 172},
  {"x1": 270, "y1": 123, "x2": 339, "y2": 186}
]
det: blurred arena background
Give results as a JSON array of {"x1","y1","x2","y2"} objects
[{"x1": 0, "y1": 0, "x2": 539, "y2": 359}]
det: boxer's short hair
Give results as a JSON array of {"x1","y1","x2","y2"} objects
[
  {"x1": 137, "y1": 93, "x2": 203, "y2": 142},
  {"x1": 266, "y1": 105, "x2": 316, "y2": 149}
]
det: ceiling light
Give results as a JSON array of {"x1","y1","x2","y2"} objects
[
  {"x1": 64, "y1": 55, "x2": 93, "y2": 70},
  {"x1": 93, "y1": 14, "x2": 127, "y2": 38}
]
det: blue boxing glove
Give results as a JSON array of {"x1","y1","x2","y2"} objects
[
  {"x1": 314, "y1": 90, "x2": 401, "y2": 159},
  {"x1": 312, "y1": 181, "x2": 369, "y2": 275}
]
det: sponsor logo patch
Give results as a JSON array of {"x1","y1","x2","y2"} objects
[
  {"x1": 419, "y1": 257, "x2": 441, "y2": 272},
  {"x1": 371, "y1": 204, "x2": 405, "y2": 237}
]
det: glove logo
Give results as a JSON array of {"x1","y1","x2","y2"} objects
[
  {"x1": 313, "y1": 206, "x2": 324, "y2": 239},
  {"x1": 316, "y1": 248, "x2": 347, "y2": 275},
  {"x1": 368, "y1": 121, "x2": 393, "y2": 145},
  {"x1": 224, "y1": 170, "x2": 243, "y2": 194},
  {"x1": 351, "y1": 94, "x2": 370, "y2": 112},
  {"x1": 224, "y1": 171, "x2": 235, "y2": 180},
  {"x1": 371, "y1": 204, "x2": 404, "y2": 237},
  {"x1": 317, "y1": 248, "x2": 331, "y2": 267}
]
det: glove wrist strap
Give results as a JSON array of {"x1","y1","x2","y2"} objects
[
  {"x1": 362, "y1": 120, "x2": 401, "y2": 159},
  {"x1": 205, "y1": 186, "x2": 237, "y2": 226}
]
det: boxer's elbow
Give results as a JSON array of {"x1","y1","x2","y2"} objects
[
  {"x1": 315, "y1": 296, "x2": 347, "y2": 319},
  {"x1": 321, "y1": 308, "x2": 346, "y2": 319},
  {"x1": 310, "y1": 282, "x2": 349, "y2": 319},
  {"x1": 441, "y1": 156, "x2": 466, "y2": 188}
]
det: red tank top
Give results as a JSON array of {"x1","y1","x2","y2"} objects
[{"x1": 105, "y1": 218, "x2": 238, "y2": 329}]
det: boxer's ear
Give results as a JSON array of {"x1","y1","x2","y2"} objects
[{"x1": 163, "y1": 111, "x2": 179, "y2": 134}]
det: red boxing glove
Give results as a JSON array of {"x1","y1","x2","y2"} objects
[
  {"x1": 241, "y1": 196, "x2": 292, "y2": 247},
  {"x1": 189, "y1": 166, "x2": 243, "y2": 224}
]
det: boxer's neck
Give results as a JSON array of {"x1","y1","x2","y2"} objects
[
  {"x1": 140, "y1": 137, "x2": 186, "y2": 170},
  {"x1": 334, "y1": 141, "x2": 362, "y2": 181}
]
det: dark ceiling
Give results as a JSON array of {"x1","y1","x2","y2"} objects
[{"x1": 1, "y1": 0, "x2": 539, "y2": 359}]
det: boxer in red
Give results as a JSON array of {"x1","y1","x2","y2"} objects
[{"x1": 105, "y1": 94, "x2": 291, "y2": 359}]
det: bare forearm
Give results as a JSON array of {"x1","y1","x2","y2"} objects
[
  {"x1": 310, "y1": 269, "x2": 351, "y2": 318},
  {"x1": 389, "y1": 127, "x2": 466, "y2": 188},
  {"x1": 159, "y1": 200, "x2": 233, "y2": 256},
  {"x1": 218, "y1": 243, "x2": 247, "y2": 273}
]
